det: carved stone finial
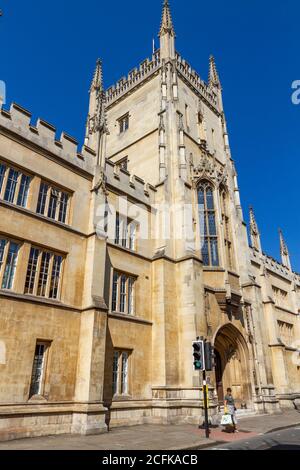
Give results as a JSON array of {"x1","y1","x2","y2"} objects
[
  {"x1": 208, "y1": 55, "x2": 221, "y2": 89},
  {"x1": 192, "y1": 154, "x2": 227, "y2": 187},
  {"x1": 279, "y1": 229, "x2": 292, "y2": 270},
  {"x1": 159, "y1": 0, "x2": 175, "y2": 37}
]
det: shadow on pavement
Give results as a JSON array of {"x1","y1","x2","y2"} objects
[{"x1": 267, "y1": 445, "x2": 300, "y2": 451}]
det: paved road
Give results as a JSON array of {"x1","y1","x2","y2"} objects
[
  {"x1": 209, "y1": 426, "x2": 300, "y2": 450},
  {"x1": 0, "y1": 411, "x2": 299, "y2": 450}
]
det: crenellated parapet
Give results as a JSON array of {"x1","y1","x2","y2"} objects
[
  {"x1": 105, "y1": 160, "x2": 156, "y2": 206},
  {"x1": 106, "y1": 51, "x2": 161, "y2": 107},
  {"x1": 250, "y1": 246, "x2": 294, "y2": 281},
  {"x1": 263, "y1": 253, "x2": 292, "y2": 279},
  {"x1": 175, "y1": 52, "x2": 219, "y2": 111},
  {"x1": 0, "y1": 102, "x2": 96, "y2": 175},
  {"x1": 104, "y1": 48, "x2": 220, "y2": 114}
]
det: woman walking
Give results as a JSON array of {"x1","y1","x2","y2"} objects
[{"x1": 224, "y1": 387, "x2": 238, "y2": 432}]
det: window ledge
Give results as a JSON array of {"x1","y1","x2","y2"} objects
[
  {"x1": 227, "y1": 270, "x2": 240, "y2": 278},
  {"x1": 112, "y1": 394, "x2": 132, "y2": 402},
  {"x1": 111, "y1": 241, "x2": 136, "y2": 254},
  {"x1": 203, "y1": 267, "x2": 226, "y2": 272},
  {"x1": 108, "y1": 311, "x2": 152, "y2": 326},
  {"x1": 107, "y1": 241, "x2": 152, "y2": 262},
  {"x1": 0, "y1": 199, "x2": 85, "y2": 237},
  {"x1": 0, "y1": 289, "x2": 78, "y2": 311},
  {"x1": 27, "y1": 394, "x2": 48, "y2": 403}
]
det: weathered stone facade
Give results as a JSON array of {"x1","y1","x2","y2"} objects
[{"x1": 0, "y1": 1, "x2": 299, "y2": 440}]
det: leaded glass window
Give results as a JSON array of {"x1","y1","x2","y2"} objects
[
  {"x1": 17, "y1": 174, "x2": 31, "y2": 207},
  {"x1": 1, "y1": 241, "x2": 19, "y2": 289},
  {"x1": 120, "y1": 274, "x2": 127, "y2": 313},
  {"x1": 112, "y1": 272, "x2": 119, "y2": 312},
  {"x1": 198, "y1": 182, "x2": 219, "y2": 266},
  {"x1": 4, "y1": 168, "x2": 19, "y2": 203},
  {"x1": 114, "y1": 213, "x2": 137, "y2": 251},
  {"x1": 112, "y1": 351, "x2": 119, "y2": 395},
  {"x1": 112, "y1": 350, "x2": 130, "y2": 396},
  {"x1": 58, "y1": 193, "x2": 69, "y2": 223},
  {"x1": 0, "y1": 163, "x2": 6, "y2": 193},
  {"x1": 37, "y1": 252, "x2": 51, "y2": 297},
  {"x1": 49, "y1": 255, "x2": 63, "y2": 299},
  {"x1": 29, "y1": 342, "x2": 50, "y2": 398},
  {"x1": 118, "y1": 114, "x2": 129, "y2": 133},
  {"x1": 121, "y1": 352, "x2": 129, "y2": 394},
  {"x1": 37, "y1": 182, "x2": 49, "y2": 215},
  {"x1": 0, "y1": 162, "x2": 31, "y2": 208},
  {"x1": 25, "y1": 247, "x2": 40, "y2": 294},
  {"x1": 111, "y1": 271, "x2": 135, "y2": 315},
  {"x1": 37, "y1": 182, "x2": 70, "y2": 224},
  {"x1": 47, "y1": 189, "x2": 59, "y2": 219},
  {"x1": 24, "y1": 247, "x2": 64, "y2": 299}
]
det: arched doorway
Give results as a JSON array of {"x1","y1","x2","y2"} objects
[{"x1": 214, "y1": 324, "x2": 252, "y2": 407}]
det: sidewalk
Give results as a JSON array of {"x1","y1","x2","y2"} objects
[{"x1": 0, "y1": 410, "x2": 299, "y2": 450}]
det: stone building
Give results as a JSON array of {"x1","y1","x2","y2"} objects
[{"x1": 0, "y1": 0, "x2": 299, "y2": 440}]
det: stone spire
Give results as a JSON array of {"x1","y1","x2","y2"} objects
[
  {"x1": 159, "y1": 0, "x2": 175, "y2": 37},
  {"x1": 279, "y1": 229, "x2": 292, "y2": 270},
  {"x1": 249, "y1": 206, "x2": 262, "y2": 252},
  {"x1": 90, "y1": 58, "x2": 103, "y2": 94},
  {"x1": 85, "y1": 58, "x2": 108, "y2": 160},
  {"x1": 159, "y1": 0, "x2": 175, "y2": 60},
  {"x1": 208, "y1": 55, "x2": 221, "y2": 89}
]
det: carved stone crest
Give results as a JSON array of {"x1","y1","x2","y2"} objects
[{"x1": 93, "y1": 168, "x2": 109, "y2": 195}]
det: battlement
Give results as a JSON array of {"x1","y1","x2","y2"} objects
[
  {"x1": 250, "y1": 246, "x2": 293, "y2": 280},
  {"x1": 263, "y1": 253, "x2": 292, "y2": 279},
  {"x1": 175, "y1": 52, "x2": 219, "y2": 110},
  {"x1": 106, "y1": 159, "x2": 156, "y2": 206},
  {"x1": 0, "y1": 102, "x2": 96, "y2": 175},
  {"x1": 105, "y1": 50, "x2": 161, "y2": 107},
  {"x1": 294, "y1": 272, "x2": 300, "y2": 286}
]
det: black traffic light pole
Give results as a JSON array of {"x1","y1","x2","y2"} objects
[
  {"x1": 202, "y1": 369, "x2": 210, "y2": 439},
  {"x1": 194, "y1": 338, "x2": 211, "y2": 438}
]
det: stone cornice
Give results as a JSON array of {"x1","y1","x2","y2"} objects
[
  {"x1": 0, "y1": 290, "x2": 108, "y2": 313},
  {"x1": 275, "y1": 305, "x2": 298, "y2": 316},
  {"x1": 107, "y1": 241, "x2": 152, "y2": 262},
  {"x1": 152, "y1": 253, "x2": 203, "y2": 265}
]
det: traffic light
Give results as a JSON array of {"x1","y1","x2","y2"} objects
[
  {"x1": 192, "y1": 340, "x2": 205, "y2": 371},
  {"x1": 204, "y1": 341, "x2": 214, "y2": 371}
]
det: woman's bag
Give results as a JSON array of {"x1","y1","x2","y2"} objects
[{"x1": 220, "y1": 414, "x2": 233, "y2": 426}]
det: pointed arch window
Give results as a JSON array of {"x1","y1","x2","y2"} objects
[{"x1": 198, "y1": 182, "x2": 219, "y2": 266}]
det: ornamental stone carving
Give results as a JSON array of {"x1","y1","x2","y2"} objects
[{"x1": 192, "y1": 154, "x2": 228, "y2": 187}]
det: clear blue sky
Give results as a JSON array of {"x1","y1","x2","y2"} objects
[{"x1": 1, "y1": 0, "x2": 299, "y2": 271}]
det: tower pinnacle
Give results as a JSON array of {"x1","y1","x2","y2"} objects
[
  {"x1": 90, "y1": 58, "x2": 103, "y2": 93},
  {"x1": 208, "y1": 55, "x2": 221, "y2": 89},
  {"x1": 249, "y1": 206, "x2": 262, "y2": 252},
  {"x1": 159, "y1": 0, "x2": 175, "y2": 37},
  {"x1": 159, "y1": 0, "x2": 175, "y2": 59},
  {"x1": 279, "y1": 229, "x2": 292, "y2": 270},
  {"x1": 85, "y1": 58, "x2": 108, "y2": 160}
]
